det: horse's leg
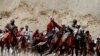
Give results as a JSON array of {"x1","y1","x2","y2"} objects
[
  {"x1": 13, "y1": 44, "x2": 18, "y2": 55},
  {"x1": 47, "y1": 36, "x2": 53, "y2": 48},
  {"x1": 14, "y1": 41, "x2": 18, "y2": 54},
  {"x1": 40, "y1": 52, "x2": 43, "y2": 56},
  {"x1": 83, "y1": 49, "x2": 87, "y2": 56},
  {"x1": 68, "y1": 47, "x2": 73, "y2": 56},
  {"x1": 89, "y1": 49, "x2": 95, "y2": 56},
  {"x1": 75, "y1": 47, "x2": 78, "y2": 56},
  {"x1": 87, "y1": 49, "x2": 90, "y2": 56},
  {"x1": 1, "y1": 45, "x2": 4, "y2": 56},
  {"x1": 80, "y1": 48, "x2": 83, "y2": 56},
  {"x1": 10, "y1": 42, "x2": 15, "y2": 55},
  {"x1": 13, "y1": 46, "x2": 17, "y2": 56},
  {"x1": 96, "y1": 51, "x2": 100, "y2": 56},
  {"x1": 6, "y1": 44, "x2": 10, "y2": 56},
  {"x1": 71, "y1": 48, "x2": 74, "y2": 56},
  {"x1": 60, "y1": 44, "x2": 67, "y2": 56},
  {"x1": 26, "y1": 47, "x2": 29, "y2": 56},
  {"x1": 89, "y1": 50, "x2": 92, "y2": 56},
  {"x1": 59, "y1": 46, "x2": 64, "y2": 56},
  {"x1": 47, "y1": 44, "x2": 57, "y2": 54},
  {"x1": 90, "y1": 52, "x2": 93, "y2": 56},
  {"x1": 63, "y1": 45, "x2": 67, "y2": 56},
  {"x1": 0, "y1": 42, "x2": 5, "y2": 56}
]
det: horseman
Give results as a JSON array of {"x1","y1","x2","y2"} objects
[
  {"x1": 32, "y1": 29, "x2": 40, "y2": 46},
  {"x1": 72, "y1": 19, "x2": 78, "y2": 28},
  {"x1": 39, "y1": 32, "x2": 46, "y2": 42},
  {"x1": 46, "y1": 18, "x2": 61, "y2": 47},
  {"x1": 5, "y1": 19, "x2": 17, "y2": 42},
  {"x1": 74, "y1": 24, "x2": 84, "y2": 56},
  {"x1": 5, "y1": 19, "x2": 16, "y2": 32},
  {"x1": 85, "y1": 31, "x2": 92, "y2": 42},
  {"x1": 75, "y1": 24, "x2": 82, "y2": 40},
  {"x1": 84, "y1": 30, "x2": 93, "y2": 54},
  {"x1": 2, "y1": 19, "x2": 18, "y2": 49},
  {"x1": 69, "y1": 19, "x2": 79, "y2": 37},
  {"x1": 21, "y1": 25, "x2": 30, "y2": 43}
]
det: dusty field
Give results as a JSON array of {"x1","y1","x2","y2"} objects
[
  {"x1": 0, "y1": 48, "x2": 98, "y2": 56},
  {"x1": 0, "y1": 47, "x2": 56, "y2": 56}
]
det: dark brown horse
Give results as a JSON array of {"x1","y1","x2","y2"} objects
[
  {"x1": 0, "y1": 38, "x2": 5, "y2": 54},
  {"x1": 46, "y1": 30, "x2": 63, "y2": 55},
  {"x1": 84, "y1": 32, "x2": 96, "y2": 56},
  {"x1": 1, "y1": 27, "x2": 21, "y2": 54},
  {"x1": 1, "y1": 32, "x2": 13, "y2": 52},
  {"x1": 17, "y1": 35, "x2": 29, "y2": 53},
  {"x1": 65, "y1": 32, "x2": 74, "y2": 56},
  {"x1": 45, "y1": 26, "x2": 75, "y2": 56},
  {"x1": 12, "y1": 27, "x2": 31, "y2": 53},
  {"x1": 96, "y1": 38, "x2": 100, "y2": 56},
  {"x1": 96, "y1": 41, "x2": 100, "y2": 56}
]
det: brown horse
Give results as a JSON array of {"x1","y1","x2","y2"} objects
[
  {"x1": 0, "y1": 31, "x2": 5, "y2": 54},
  {"x1": 1, "y1": 27, "x2": 21, "y2": 54},
  {"x1": 0, "y1": 38, "x2": 5, "y2": 54},
  {"x1": 1, "y1": 32, "x2": 13, "y2": 52},
  {"x1": 17, "y1": 35, "x2": 29, "y2": 53},
  {"x1": 46, "y1": 26, "x2": 74, "y2": 56},
  {"x1": 96, "y1": 44, "x2": 100, "y2": 56},
  {"x1": 46, "y1": 30, "x2": 63, "y2": 55},
  {"x1": 96, "y1": 38, "x2": 100, "y2": 56},
  {"x1": 64, "y1": 32, "x2": 75, "y2": 56},
  {"x1": 12, "y1": 27, "x2": 31, "y2": 53},
  {"x1": 84, "y1": 34, "x2": 96, "y2": 56}
]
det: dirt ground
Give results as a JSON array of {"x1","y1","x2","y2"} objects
[{"x1": 0, "y1": 47, "x2": 98, "y2": 56}]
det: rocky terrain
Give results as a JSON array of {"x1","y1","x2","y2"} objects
[{"x1": 0, "y1": 0, "x2": 100, "y2": 40}]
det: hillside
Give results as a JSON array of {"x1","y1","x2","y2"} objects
[{"x1": 0, "y1": 0, "x2": 100, "y2": 40}]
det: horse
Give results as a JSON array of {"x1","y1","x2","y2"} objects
[
  {"x1": 0, "y1": 31, "x2": 5, "y2": 55},
  {"x1": 17, "y1": 35, "x2": 29, "y2": 53},
  {"x1": 45, "y1": 29, "x2": 63, "y2": 56},
  {"x1": 96, "y1": 38, "x2": 100, "y2": 56},
  {"x1": 47, "y1": 28, "x2": 74, "y2": 55},
  {"x1": 0, "y1": 39, "x2": 5, "y2": 55},
  {"x1": 1, "y1": 27, "x2": 22, "y2": 55},
  {"x1": 65, "y1": 31, "x2": 75, "y2": 56},
  {"x1": 1, "y1": 31, "x2": 13, "y2": 53},
  {"x1": 50, "y1": 26, "x2": 75, "y2": 56},
  {"x1": 12, "y1": 27, "x2": 32, "y2": 54},
  {"x1": 96, "y1": 43, "x2": 100, "y2": 56},
  {"x1": 74, "y1": 30, "x2": 91, "y2": 56},
  {"x1": 84, "y1": 34, "x2": 96, "y2": 56}
]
